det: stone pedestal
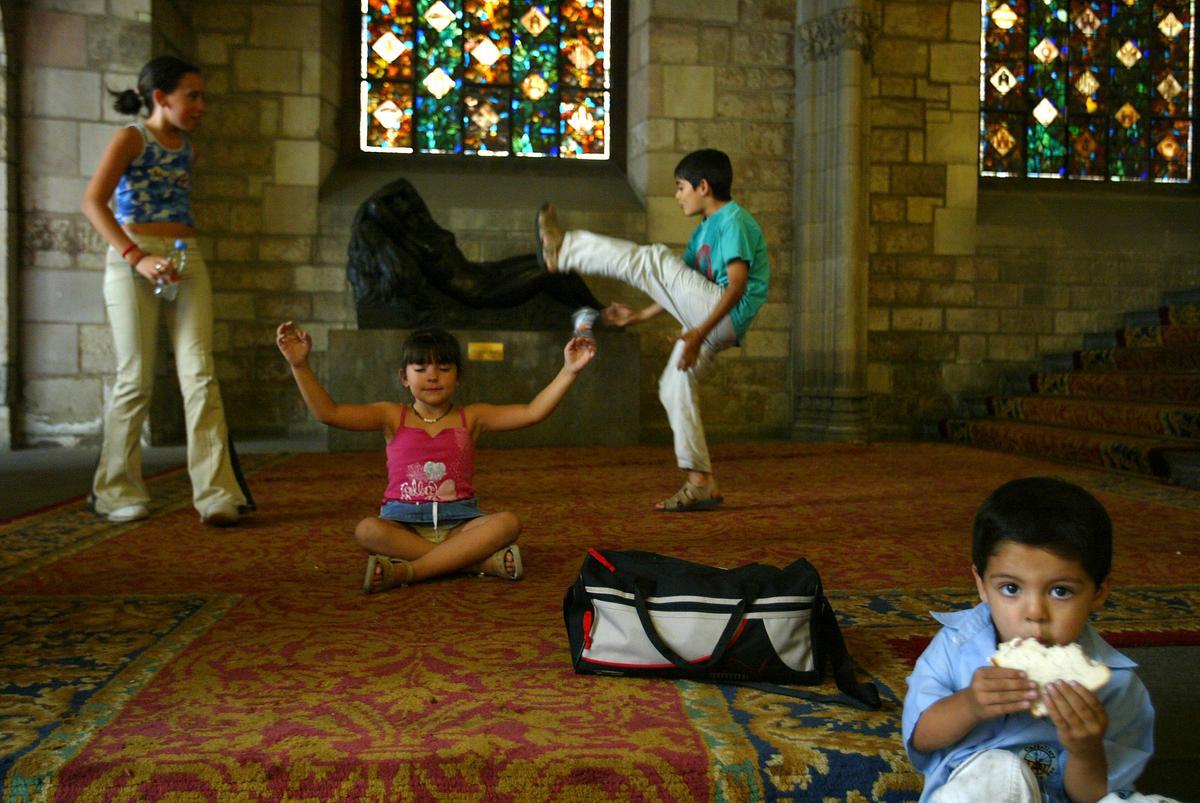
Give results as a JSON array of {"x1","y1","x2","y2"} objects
[{"x1": 326, "y1": 329, "x2": 639, "y2": 451}]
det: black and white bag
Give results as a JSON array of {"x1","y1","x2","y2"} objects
[{"x1": 562, "y1": 548, "x2": 880, "y2": 710}]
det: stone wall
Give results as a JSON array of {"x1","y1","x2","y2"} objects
[
  {"x1": 187, "y1": 0, "x2": 343, "y2": 439},
  {"x1": 0, "y1": 1, "x2": 15, "y2": 448},
  {"x1": 22, "y1": 0, "x2": 1195, "y2": 449},
  {"x1": 865, "y1": 0, "x2": 1200, "y2": 437},
  {"x1": 7, "y1": 0, "x2": 796, "y2": 448},
  {"x1": 16, "y1": 0, "x2": 152, "y2": 447}
]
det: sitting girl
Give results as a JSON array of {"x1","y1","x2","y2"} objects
[{"x1": 276, "y1": 321, "x2": 595, "y2": 592}]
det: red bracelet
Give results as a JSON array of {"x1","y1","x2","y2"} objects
[{"x1": 120, "y1": 243, "x2": 138, "y2": 259}]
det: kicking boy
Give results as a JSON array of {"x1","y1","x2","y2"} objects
[
  {"x1": 903, "y1": 477, "x2": 1167, "y2": 803},
  {"x1": 536, "y1": 148, "x2": 770, "y2": 511}
]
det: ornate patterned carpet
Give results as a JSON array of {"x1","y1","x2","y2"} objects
[{"x1": 3, "y1": 443, "x2": 1199, "y2": 801}]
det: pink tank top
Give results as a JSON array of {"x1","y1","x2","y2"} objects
[{"x1": 383, "y1": 406, "x2": 476, "y2": 503}]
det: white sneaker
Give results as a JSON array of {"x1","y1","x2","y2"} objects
[
  {"x1": 107, "y1": 504, "x2": 149, "y2": 523},
  {"x1": 201, "y1": 502, "x2": 240, "y2": 527}
]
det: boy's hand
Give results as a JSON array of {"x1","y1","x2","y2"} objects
[
  {"x1": 677, "y1": 329, "x2": 704, "y2": 370},
  {"x1": 563, "y1": 336, "x2": 596, "y2": 374},
  {"x1": 602, "y1": 302, "x2": 637, "y2": 327},
  {"x1": 276, "y1": 321, "x2": 312, "y2": 366},
  {"x1": 966, "y1": 666, "x2": 1038, "y2": 721},
  {"x1": 1045, "y1": 680, "x2": 1108, "y2": 754}
]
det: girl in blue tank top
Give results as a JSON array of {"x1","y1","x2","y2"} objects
[{"x1": 82, "y1": 57, "x2": 250, "y2": 528}]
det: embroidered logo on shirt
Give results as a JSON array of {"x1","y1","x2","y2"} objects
[{"x1": 1019, "y1": 743, "x2": 1057, "y2": 779}]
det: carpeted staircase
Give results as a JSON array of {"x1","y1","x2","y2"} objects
[{"x1": 942, "y1": 289, "x2": 1200, "y2": 488}]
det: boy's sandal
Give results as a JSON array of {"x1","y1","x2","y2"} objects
[
  {"x1": 534, "y1": 203, "x2": 563, "y2": 272},
  {"x1": 363, "y1": 554, "x2": 414, "y2": 594},
  {"x1": 656, "y1": 480, "x2": 724, "y2": 512},
  {"x1": 474, "y1": 545, "x2": 523, "y2": 580}
]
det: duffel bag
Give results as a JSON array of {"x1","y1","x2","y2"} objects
[{"x1": 562, "y1": 548, "x2": 880, "y2": 710}]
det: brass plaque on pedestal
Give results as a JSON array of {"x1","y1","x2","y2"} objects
[{"x1": 468, "y1": 342, "x2": 505, "y2": 362}]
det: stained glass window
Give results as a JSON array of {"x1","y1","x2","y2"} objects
[
  {"x1": 361, "y1": 1, "x2": 610, "y2": 159},
  {"x1": 980, "y1": 1, "x2": 1196, "y2": 182}
]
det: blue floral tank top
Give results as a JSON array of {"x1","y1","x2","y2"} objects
[{"x1": 114, "y1": 122, "x2": 195, "y2": 227}]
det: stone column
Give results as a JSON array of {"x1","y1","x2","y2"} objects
[
  {"x1": 0, "y1": 3, "x2": 13, "y2": 448},
  {"x1": 791, "y1": 1, "x2": 875, "y2": 441}
]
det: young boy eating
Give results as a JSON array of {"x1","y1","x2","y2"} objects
[{"x1": 902, "y1": 477, "x2": 1167, "y2": 802}]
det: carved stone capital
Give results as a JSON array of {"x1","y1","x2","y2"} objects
[{"x1": 796, "y1": 7, "x2": 878, "y2": 64}]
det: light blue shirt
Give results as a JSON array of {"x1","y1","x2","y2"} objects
[
  {"x1": 681, "y1": 201, "x2": 770, "y2": 341},
  {"x1": 902, "y1": 602, "x2": 1154, "y2": 802}
]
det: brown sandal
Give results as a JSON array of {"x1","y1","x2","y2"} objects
[
  {"x1": 656, "y1": 480, "x2": 723, "y2": 512},
  {"x1": 363, "y1": 554, "x2": 414, "y2": 594},
  {"x1": 473, "y1": 545, "x2": 523, "y2": 580}
]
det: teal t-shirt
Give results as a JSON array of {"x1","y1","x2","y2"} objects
[{"x1": 681, "y1": 201, "x2": 770, "y2": 341}]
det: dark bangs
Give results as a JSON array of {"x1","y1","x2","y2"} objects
[{"x1": 401, "y1": 328, "x2": 463, "y2": 371}]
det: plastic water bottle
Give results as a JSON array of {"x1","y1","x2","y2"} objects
[
  {"x1": 572, "y1": 306, "x2": 599, "y2": 339},
  {"x1": 154, "y1": 239, "x2": 187, "y2": 301}
]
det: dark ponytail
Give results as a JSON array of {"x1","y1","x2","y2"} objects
[
  {"x1": 111, "y1": 89, "x2": 143, "y2": 115},
  {"x1": 108, "y1": 55, "x2": 200, "y2": 116}
]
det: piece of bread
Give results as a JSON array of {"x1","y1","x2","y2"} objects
[{"x1": 990, "y1": 637, "x2": 1112, "y2": 717}]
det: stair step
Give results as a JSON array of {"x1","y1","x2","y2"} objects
[
  {"x1": 1041, "y1": 353, "x2": 1076, "y2": 372},
  {"x1": 1163, "y1": 303, "x2": 1200, "y2": 325},
  {"x1": 1121, "y1": 324, "x2": 1200, "y2": 349},
  {"x1": 988, "y1": 395, "x2": 1200, "y2": 439},
  {"x1": 1160, "y1": 450, "x2": 1200, "y2": 489},
  {"x1": 1163, "y1": 289, "x2": 1200, "y2": 306},
  {"x1": 1033, "y1": 371, "x2": 1200, "y2": 404},
  {"x1": 942, "y1": 418, "x2": 1198, "y2": 478},
  {"x1": 961, "y1": 396, "x2": 990, "y2": 417},
  {"x1": 1124, "y1": 309, "x2": 1163, "y2": 327},
  {"x1": 1082, "y1": 331, "x2": 1119, "y2": 350},
  {"x1": 1076, "y1": 345, "x2": 1200, "y2": 373}
]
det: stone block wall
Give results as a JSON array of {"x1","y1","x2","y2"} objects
[
  {"x1": 0, "y1": 4, "x2": 15, "y2": 448},
  {"x1": 16, "y1": 0, "x2": 153, "y2": 446},
  {"x1": 6, "y1": 0, "x2": 798, "y2": 449},
  {"x1": 865, "y1": 0, "x2": 1200, "y2": 437},
  {"x1": 188, "y1": 0, "x2": 342, "y2": 440}
]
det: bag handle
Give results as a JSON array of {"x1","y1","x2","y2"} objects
[
  {"x1": 725, "y1": 599, "x2": 880, "y2": 711},
  {"x1": 816, "y1": 596, "x2": 881, "y2": 710},
  {"x1": 629, "y1": 576, "x2": 758, "y2": 672}
]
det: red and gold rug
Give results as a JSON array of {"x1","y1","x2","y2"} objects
[{"x1": 3, "y1": 444, "x2": 1198, "y2": 800}]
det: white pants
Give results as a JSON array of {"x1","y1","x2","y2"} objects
[
  {"x1": 558, "y1": 230, "x2": 738, "y2": 473},
  {"x1": 931, "y1": 749, "x2": 1179, "y2": 803},
  {"x1": 92, "y1": 235, "x2": 247, "y2": 517},
  {"x1": 931, "y1": 750, "x2": 1041, "y2": 803}
]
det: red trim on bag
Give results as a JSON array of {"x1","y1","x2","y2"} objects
[
  {"x1": 729, "y1": 618, "x2": 747, "y2": 644},
  {"x1": 582, "y1": 609, "x2": 594, "y2": 649},
  {"x1": 588, "y1": 548, "x2": 616, "y2": 572}
]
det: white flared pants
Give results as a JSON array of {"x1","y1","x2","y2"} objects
[
  {"x1": 559, "y1": 230, "x2": 737, "y2": 473},
  {"x1": 92, "y1": 235, "x2": 246, "y2": 517}
]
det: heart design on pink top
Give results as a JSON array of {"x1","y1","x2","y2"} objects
[
  {"x1": 435, "y1": 479, "x2": 457, "y2": 501},
  {"x1": 423, "y1": 461, "x2": 446, "y2": 482}
]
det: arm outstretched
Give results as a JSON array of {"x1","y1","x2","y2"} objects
[
  {"x1": 276, "y1": 321, "x2": 395, "y2": 432},
  {"x1": 470, "y1": 336, "x2": 596, "y2": 434}
]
